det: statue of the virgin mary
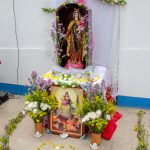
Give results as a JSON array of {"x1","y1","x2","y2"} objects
[{"x1": 64, "y1": 9, "x2": 84, "y2": 69}]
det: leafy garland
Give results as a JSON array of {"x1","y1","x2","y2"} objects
[
  {"x1": 42, "y1": 0, "x2": 127, "y2": 13},
  {"x1": 134, "y1": 110, "x2": 150, "y2": 150},
  {"x1": 100, "y1": 0, "x2": 126, "y2": 5},
  {"x1": 0, "y1": 111, "x2": 26, "y2": 150},
  {"x1": 42, "y1": 8, "x2": 56, "y2": 13}
]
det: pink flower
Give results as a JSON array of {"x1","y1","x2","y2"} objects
[{"x1": 77, "y1": 0, "x2": 86, "y2": 4}]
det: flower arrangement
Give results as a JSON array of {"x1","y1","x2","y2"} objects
[
  {"x1": 25, "y1": 89, "x2": 58, "y2": 123},
  {"x1": 25, "y1": 71, "x2": 58, "y2": 123},
  {"x1": 76, "y1": 95, "x2": 115, "y2": 134},
  {"x1": 50, "y1": 21, "x2": 66, "y2": 65},
  {"x1": 28, "y1": 71, "x2": 52, "y2": 92}
]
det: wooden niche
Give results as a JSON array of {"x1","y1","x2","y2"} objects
[{"x1": 56, "y1": 2, "x2": 92, "y2": 69}]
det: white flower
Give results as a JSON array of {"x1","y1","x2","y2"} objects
[
  {"x1": 47, "y1": 105, "x2": 51, "y2": 110},
  {"x1": 84, "y1": 115, "x2": 89, "y2": 121},
  {"x1": 67, "y1": 81, "x2": 72, "y2": 85},
  {"x1": 68, "y1": 78, "x2": 71, "y2": 81},
  {"x1": 22, "y1": 110, "x2": 26, "y2": 115},
  {"x1": 106, "y1": 114, "x2": 111, "y2": 120},
  {"x1": 27, "y1": 102, "x2": 38, "y2": 111},
  {"x1": 72, "y1": 85, "x2": 76, "y2": 88},
  {"x1": 24, "y1": 105, "x2": 29, "y2": 111},
  {"x1": 55, "y1": 81, "x2": 58, "y2": 85},
  {"x1": 96, "y1": 109, "x2": 102, "y2": 117},
  {"x1": 33, "y1": 102, "x2": 38, "y2": 107},
  {"x1": 40, "y1": 103, "x2": 51, "y2": 111},
  {"x1": 40, "y1": 103, "x2": 47, "y2": 111},
  {"x1": 63, "y1": 78, "x2": 67, "y2": 81},
  {"x1": 82, "y1": 117, "x2": 87, "y2": 123},
  {"x1": 87, "y1": 112, "x2": 97, "y2": 120},
  {"x1": 33, "y1": 108, "x2": 38, "y2": 114}
]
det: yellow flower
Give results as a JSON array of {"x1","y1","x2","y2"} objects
[
  {"x1": 134, "y1": 125, "x2": 138, "y2": 131},
  {"x1": 56, "y1": 16, "x2": 59, "y2": 21},
  {"x1": 78, "y1": 3, "x2": 82, "y2": 6},
  {"x1": 95, "y1": 96, "x2": 99, "y2": 101}
]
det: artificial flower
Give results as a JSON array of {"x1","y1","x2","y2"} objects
[
  {"x1": 96, "y1": 109, "x2": 102, "y2": 117},
  {"x1": 106, "y1": 114, "x2": 111, "y2": 120},
  {"x1": 33, "y1": 108, "x2": 38, "y2": 114},
  {"x1": 88, "y1": 112, "x2": 97, "y2": 120}
]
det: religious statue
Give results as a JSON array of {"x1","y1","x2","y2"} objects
[
  {"x1": 64, "y1": 9, "x2": 84, "y2": 69},
  {"x1": 55, "y1": 2, "x2": 91, "y2": 69}
]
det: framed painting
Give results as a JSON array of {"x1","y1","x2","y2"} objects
[{"x1": 50, "y1": 86, "x2": 84, "y2": 138}]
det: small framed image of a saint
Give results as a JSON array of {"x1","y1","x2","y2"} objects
[{"x1": 50, "y1": 86, "x2": 84, "y2": 138}]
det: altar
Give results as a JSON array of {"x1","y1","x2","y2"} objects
[
  {"x1": 43, "y1": 65, "x2": 114, "y2": 137},
  {"x1": 43, "y1": 65, "x2": 112, "y2": 101},
  {"x1": 24, "y1": 0, "x2": 121, "y2": 148}
]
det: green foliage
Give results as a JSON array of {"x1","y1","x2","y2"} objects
[
  {"x1": 26, "y1": 88, "x2": 47, "y2": 103},
  {"x1": 134, "y1": 110, "x2": 149, "y2": 150},
  {"x1": 26, "y1": 89, "x2": 58, "y2": 111},
  {"x1": 76, "y1": 96, "x2": 115, "y2": 117},
  {"x1": 100, "y1": 0, "x2": 126, "y2": 5},
  {"x1": 86, "y1": 118, "x2": 108, "y2": 134},
  {"x1": 0, "y1": 112, "x2": 25, "y2": 150},
  {"x1": 25, "y1": 89, "x2": 58, "y2": 123},
  {"x1": 76, "y1": 96, "x2": 116, "y2": 134},
  {"x1": 28, "y1": 110, "x2": 47, "y2": 123},
  {"x1": 0, "y1": 144, "x2": 2, "y2": 150},
  {"x1": 42, "y1": 8, "x2": 56, "y2": 13}
]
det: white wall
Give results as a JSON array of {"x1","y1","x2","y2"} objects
[
  {"x1": 0, "y1": 0, "x2": 150, "y2": 98},
  {"x1": 0, "y1": 0, "x2": 55, "y2": 84},
  {"x1": 118, "y1": 0, "x2": 150, "y2": 98}
]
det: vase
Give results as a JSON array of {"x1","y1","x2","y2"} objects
[
  {"x1": 91, "y1": 133, "x2": 101, "y2": 146},
  {"x1": 35, "y1": 122, "x2": 43, "y2": 135}
]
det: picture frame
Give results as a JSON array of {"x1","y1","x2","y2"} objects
[{"x1": 50, "y1": 86, "x2": 85, "y2": 138}]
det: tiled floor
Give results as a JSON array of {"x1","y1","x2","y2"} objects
[{"x1": 0, "y1": 97, "x2": 150, "y2": 150}]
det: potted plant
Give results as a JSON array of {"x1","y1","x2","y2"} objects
[
  {"x1": 25, "y1": 89, "x2": 58, "y2": 137},
  {"x1": 76, "y1": 95, "x2": 115, "y2": 149}
]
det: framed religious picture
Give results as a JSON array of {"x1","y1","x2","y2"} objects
[
  {"x1": 55, "y1": 1, "x2": 92, "y2": 69},
  {"x1": 50, "y1": 86, "x2": 85, "y2": 138}
]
